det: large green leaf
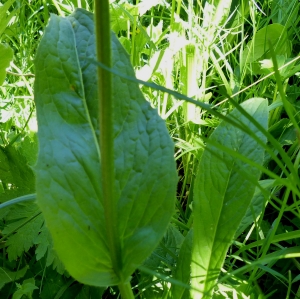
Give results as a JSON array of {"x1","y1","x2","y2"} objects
[
  {"x1": 34, "y1": 9, "x2": 177, "y2": 286},
  {"x1": 191, "y1": 98, "x2": 268, "y2": 298}
]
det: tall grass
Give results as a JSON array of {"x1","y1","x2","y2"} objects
[{"x1": 0, "y1": 0, "x2": 300, "y2": 297}]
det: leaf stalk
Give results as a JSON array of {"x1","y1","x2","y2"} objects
[
  {"x1": 118, "y1": 281, "x2": 135, "y2": 299},
  {"x1": 94, "y1": 0, "x2": 122, "y2": 281}
]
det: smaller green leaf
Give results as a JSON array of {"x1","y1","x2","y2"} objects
[
  {"x1": 0, "y1": 44, "x2": 13, "y2": 86},
  {"x1": 34, "y1": 225, "x2": 65, "y2": 274},
  {"x1": 0, "y1": 147, "x2": 13, "y2": 186},
  {"x1": 0, "y1": 0, "x2": 16, "y2": 36},
  {"x1": 269, "y1": 118, "x2": 290, "y2": 139},
  {"x1": 12, "y1": 278, "x2": 38, "y2": 299},
  {"x1": 34, "y1": 225, "x2": 50, "y2": 261},
  {"x1": 191, "y1": 98, "x2": 268, "y2": 298},
  {"x1": 143, "y1": 224, "x2": 184, "y2": 270},
  {"x1": 141, "y1": 225, "x2": 184, "y2": 298},
  {"x1": 2, "y1": 202, "x2": 43, "y2": 261},
  {"x1": 292, "y1": 274, "x2": 300, "y2": 284},
  {"x1": 0, "y1": 266, "x2": 28, "y2": 290},
  {"x1": 110, "y1": 3, "x2": 138, "y2": 33},
  {"x1": 0, "y1": 140, "x2": 36, "y2": 202},
  {"x1": 235, "y1": 180, "x2": 275, "y2": 238},
  {"x1": 39, "y1": 268, "x2": 72, "y2": 299},
  {"x1": 170, "y1": 229, "x2": 193, "y2": 299},
  {"x1": 241, "y1": 24, "x2": 291, "y2": 67}
]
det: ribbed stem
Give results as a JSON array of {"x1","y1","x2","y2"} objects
[{"x1": 94, "y1": 0, "x2": 122, "y2": 279}]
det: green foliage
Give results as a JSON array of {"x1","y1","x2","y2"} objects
[
  {"x1": 34, "y1": 8, "x2": 177, "y2": 287},
  {"x1": 34, "y1": 224, "x2": 65, "y2": 274},
  {"x1": 144, "y1": 225, "x2": 184, "y2": 271},
  {"x1": 170, "y1": 229, "x2": 193, "y2": 299},
  {"x1": 0, "y1": 265, "x2": 28, "y2": 290},
  {"x1": 271, "y1": 0, "x2": 299, "y2": 26},
  {"x1": 0, "y1": 0, "x2": 16, "y2": 36},
  {"x1": 242, "y1": 24, "x2": 292, "y2": 74},
  {"x1": 12, "y1": 278, "x2": 38, "y2": 299},
  {"x1": 0, "y1": 0, "x2": 300, "y2": 297},
  {"x1": 140, "y1": 224, "x2": 184, "y2": 298},
  {"x1": 0, "y1": 43, "x2": 13, "y2": 86},
  {"x1": 235, "y1": 179, "x2": 275, "y2": 238},
  {"x1": 0, "y1": 136, "x2": 36, "y2": 201},
  {"x1": 2, "y1": 202, "x2": 42, "y2": 261},
  {"x1": 191, "y1": 98, "x2": 268, "y2": 298}
]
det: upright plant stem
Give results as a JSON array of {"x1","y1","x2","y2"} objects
[
  {"x1": 118, "y1": 282, "x2": 135, "y2": 299},
  {"x1": 94, "y1": 0, "x2": 122, "y2": 280},
  {"x1": 94, "y1": 2, "x2": 135, "y2": 298}
]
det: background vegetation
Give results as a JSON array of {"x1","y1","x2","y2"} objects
[{"x1": 0, "y1": 0, "x2": 300, "y2": 298}]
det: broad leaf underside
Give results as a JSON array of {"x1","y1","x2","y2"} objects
[{"x1": 34, "y1": 9, "x2": 177, "y2": 286}]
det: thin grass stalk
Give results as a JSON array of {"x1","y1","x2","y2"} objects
[
  {"x1": 130, "y1": 0, "x2": 139, "y2": 65},
  {"x1": 286, "y1": 270, "x2": 292, "y2": 299},
  {"x1": 234, "y1": 230, "x2": 300, "y2": 256},
  {"x1": 51, "y1": 0, "x2": 65, "y2": 16},
  {"x1": 148, "y1": 7, "x2": 154, "y2": 59},
  {"x1": 42, "y1": 0, "x2": 49, "y2": 24}
]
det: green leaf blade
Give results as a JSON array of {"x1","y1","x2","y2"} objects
[
  {"x1": 67, "y1": 10, "x2": 99, "y2": 135},
  {"x1": 191, "y1": 98, "x2": 268, "y2": 298},
  {"x1": 0, "y1": 44, "x2": 13, "y2": 86},
  {"x1": 35, "y1": 8, "x2": 177, "y2": 286},
  {"x1": 0, "y1": 266, "x2": 28, "y2": 291},
  {"x1": 34, "y1": 13, "x2": 113, "y2": 285},
  {"x1": 235, "y1": 179, "x2": 275, "y2": 238},
  {"x1": 171, "y1": 229, "x2": 193, "y2": 299}
]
